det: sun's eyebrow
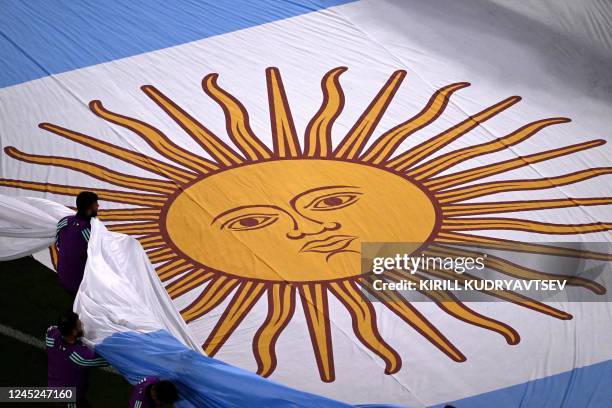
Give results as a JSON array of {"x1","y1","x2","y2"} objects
[{"x1": 211, "y1": 204, "x2": 284, "y2": 225}]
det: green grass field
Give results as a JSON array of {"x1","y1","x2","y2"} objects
[{"x1": 0, "y1": 256, "x2": 131, "y2": 407}]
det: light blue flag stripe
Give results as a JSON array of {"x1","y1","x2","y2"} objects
[
  {"x1": 97, "y1": 329, "x2": 406, "y2": 408},
  {"x1": 431, "y1": 359, "x2": 612, "y2": 408},
  {"x1": 0, "y1": 0, "x2": 354, "y2": 88}
]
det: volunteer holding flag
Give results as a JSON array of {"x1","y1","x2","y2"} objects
[
  {"x1": 55, "y1": 192, "x2": 98, "y2": 297},
  {"x1": 46, "y1": 311, "x2": 108, "y2": 407}
]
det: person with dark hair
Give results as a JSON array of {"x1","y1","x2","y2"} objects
[
  {"x1": 55, "y1": 191, "x2": 99, "y2": 296},
  {"x1": 129, "y1": 377, "x2": 179, "y2": 408},
  {"x1": 46, "y1": 311, "x2": 108, "y2": 407}
]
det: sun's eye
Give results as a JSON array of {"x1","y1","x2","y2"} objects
[
  {"x1": 307, "y1": 193, "x2": 361, "y2": 211},
  {"x1": 223, "y1": 214, "x2": 279, "y2": 231}
]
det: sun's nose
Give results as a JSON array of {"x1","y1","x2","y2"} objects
[
  {"x1": 286, "y1": 230, "x2": 306, "y2": 240},
  {"x1": 323, "y1": 221, "x2": 340, "y2": 231},
  {"x1": 286, "y1": 220, "x2": 341, "y2": 240}
]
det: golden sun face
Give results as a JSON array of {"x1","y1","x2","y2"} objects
[
  {"x1": 2, "y1": 66, "x2": 610, "y2": 382},
  {"x1": 165, "y1": 159, "x2": 437, "y2": 282}
]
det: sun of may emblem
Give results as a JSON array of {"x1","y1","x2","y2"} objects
[{"x1": 2, "y1": 67, "x2": 611, "y2": 382}]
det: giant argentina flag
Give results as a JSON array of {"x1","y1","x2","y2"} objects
[{"x1": 1, "y1": 0, "x2": 612, "y2": 407}]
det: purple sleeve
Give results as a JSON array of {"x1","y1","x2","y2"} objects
[
  {"x1": 129, "y1": 376, "x2": 160, "y2": 407},
  {"x1": 55, "y1": 217, "x2": 69, "y2": 249},
  {"x1": 74, "y1": 343, "x2": 97, "y2": 359},
  {"x1": 68, "y1": 343, "x2": 108, "y2": 367},
  {"x1": 45, "y1": 326, "x2": 60, "y2": 348}
]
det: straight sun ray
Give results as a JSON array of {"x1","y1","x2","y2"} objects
[
  {"x1": 181, "y1": 275, "x2": 240, "y2": 323},
  {"x1": 408, "y1": 118, "x2": 570, "y2": 180},
  {"x1": 386, "y1": 96, "x2": 521, "y2": 171},
  {"x1": 426, "y1": 244, "x2": 606, "y2": 295},
  {"x1": 90, "y1": 100, "x2": 219, "y2": 174},
  {"x1": 98, "y1": 208, "x2": 161, "y2": 221},
  {"x1": 0, "y1": 179, "x2": 166, "y2": 207},
  {"x1": 267, "y1": 67, "x2": 301, "y2": 158},
  {"x1": 329, "y1": 280, "x2": 401, "y2": 374},
  {"x1": 38, "y1": 123, "x2": 196, "y2": 184},
  {"x1": 437, "y1": 231, "x2": 612, "y2": 261},
  {"x1": 362, "y1": 82, "x2": 470, "y2": 164},
  {"x1": 202, "y1": 74, "x2": 272, "y2": 161},
  {"x1": 146, "y1": 247, "x2": 177, "y2": 263},
  {"x1": 203, "y1": 281, "x2": 266, "y2": 356},
  {"x1": 426, "y1": 140, "x2": 606, "y2": 190},
  {"x1": 360, "y1": 278, "x2": 466, "y2": 361},
  {"x1": 136, "y1": 234, "x2": 166, "y2": 250},
  {"x1": 107, "y1": 221, "x2": 160, "y2": 235},
  {"x1": 4, "y1": 147, "x2": 176, "y2": 194},
  {"x1": 253, "y1": 283, "x2": 296, "y2": 377},
  {"x1": 442, "y1": 217, "x2": 612, "y2": 234},
  {"x1": 166, "y1": 268, "x2": 215, "y2": 299},
  {"x1": 141, "y1": 85, "x2": 244, "y2": 166},
  {"x1": 304, "y1": 67, "x2": 347, "y2": 158},
  {"x1": 436, "y1": 168, "x2": 612, "y2": 203},
  {"x1": 157, "y1": 259, "x2": 193, "y2": 282},
  {"x1": 298, "y1": 283, "x2": 335, "y2": 382},
  {"x1": 385, "y1": 269, "x2": 520, "y2": 344},
  {"x1": 441, "y1": 197, "x2": 612, "y2": 216},
  {"x1": 334, "y1": 70, "x2": 406, "y2": 160}
]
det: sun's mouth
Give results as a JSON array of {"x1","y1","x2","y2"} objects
[{"x1": 300, "y1": 234, "x2": 357, "y2": 254}]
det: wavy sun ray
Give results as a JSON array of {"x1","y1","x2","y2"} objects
[
  {"x1": 253, "y1": 283, "x2": 296, "y2": 377},
  {"x1": 202, "y1": 74, "x2": 272, "y2": 161},
  {"x1": 304, "y1": 67, "x2": 347, "y2": 158},
  {"x1": 329, "y1": 280, "x2": 402, "y2": 375},
  {"x1": 1, "y1": 66, "x2": 610, "y2": 382}
]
